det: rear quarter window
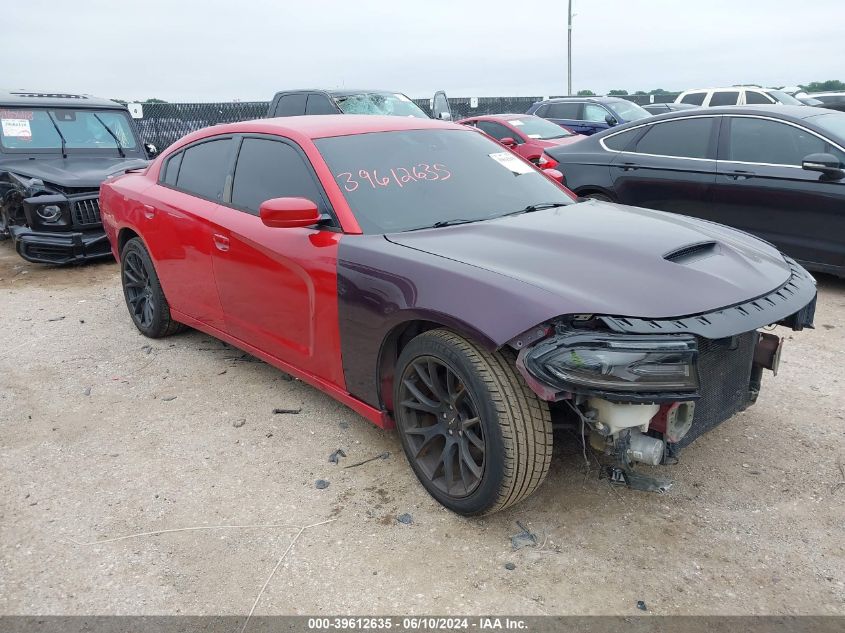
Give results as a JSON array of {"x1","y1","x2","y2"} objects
[
  {"x1": 161, "y1": 151, "x2": 183, "y2": 186},
  {"x1": 709, "y1": 91, "x2": 740, "y2": 106},
  {"x1": 681, "y1": 92, "x2": 706, "y2": 105},
  {"x1": 603, "y1": 128, "x2": 641, "y2": 151},
  {"x1": 273, "y1": 94, "x2": 307, "y2": 117}
]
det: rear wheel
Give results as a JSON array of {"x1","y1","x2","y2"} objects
[
  {"x1": 583, "y1": 192, "x2": 613, "y2": 202},
  {"x1": 121, "y1": 237, "x2": 185, "y2": 338},
  {"x1": 393, "y1": 329, "x2": 552, "y2": 515}
]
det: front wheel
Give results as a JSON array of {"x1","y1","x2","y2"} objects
[
  {"x1": 121, "y1": 237, "x2": 185, "y2": 338},
  {"x1": 393, "y1": 329, "x2": 553, "y2": 515}
]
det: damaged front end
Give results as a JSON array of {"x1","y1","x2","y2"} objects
[
  {"x1": 512, "y1": 257, "x2": 817, "y2": 492},
  {"x1": 0, "y1": 171, "x2": 111, "y2": 264}
]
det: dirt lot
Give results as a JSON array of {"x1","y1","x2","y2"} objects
[{"x1": 1, "y1": 241, "x2": 843, "y2": 617}]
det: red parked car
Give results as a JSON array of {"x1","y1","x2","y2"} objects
[
  {"x1": 100, "y1": 115, "x2": 815, "y2": 515},
  {"x1": 458, "y1": 114, "x2": 584, "y2": 170}
]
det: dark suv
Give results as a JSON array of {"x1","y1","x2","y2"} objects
[
  {"x1": 0, "y1": 91, "x2": 151, "y2": 264},
  {"x1": 267, "y1": 89, "x2": 429, "y2": 119},
  {"x1": 526, "y1": 96, "x2": 651, "y2": 135}
]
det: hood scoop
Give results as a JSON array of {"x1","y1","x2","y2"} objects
[{"x1": 664, "y1": 241, "x2": 719, "y2": 264}]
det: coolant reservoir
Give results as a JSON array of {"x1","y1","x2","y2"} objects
[{"x1": 587, "y1": 398, "x2": 660, "y2": 436}]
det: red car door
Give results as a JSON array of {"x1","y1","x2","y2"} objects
[
  {"x1": 143, "y1": 137, "x2": 235, "y2": 329},
  {"x1": 208, "y1": 135, "x2": 344, "y2": 386}
]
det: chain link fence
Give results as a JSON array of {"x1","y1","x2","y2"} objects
[{"x1": 134, "y1": 94, "x2": 681, "y2": 150}]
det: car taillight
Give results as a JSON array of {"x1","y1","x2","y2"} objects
[{"x1": 537, "y1": 153, "x2": 558, "y2": 170}]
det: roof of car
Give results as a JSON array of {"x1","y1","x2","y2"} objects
[
  {"x1": 0, "y1": 90, "x2": 125, "y2": 109},
  {"x1": 274, "y1": 89, "x2": 408, "y2": 98},
  {"x1": 537, "y1": 96, "x2": 627, "y2": 104},
  {"x1": 461, "y1": 113, "x2": 537, "y2": 121},
  {"x1": 169, "y1": 115, "x2": 459, "y2": 151}
]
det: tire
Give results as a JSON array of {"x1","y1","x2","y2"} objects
[
  {"x1": 393, "y1": 328, "x2": 552, "y2": 516},
  {"x1": 583, "y1": 192, "x2": 613, "y2": 202},
  {"x1": 120, "y1": 237, "x2": 185, "y2": 338},
  {"x1": 0, "y1": 207, "x2": 10, "y2": 241}
]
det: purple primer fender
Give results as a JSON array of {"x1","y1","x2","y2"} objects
[{"x1": 336, "y1": 200, "x2": 814, "y2": 410}]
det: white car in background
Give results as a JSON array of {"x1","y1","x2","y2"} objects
[{"x1": 675, "y1": 86, "x2": 805, "y2": 107}]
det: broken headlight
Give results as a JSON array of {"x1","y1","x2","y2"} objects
[
  {"x1": 36, "y1": 204, "x2": 63, "y2": 223},
  {"x1": 524, "y1": 331, "x2": 699, "y2": 394}
]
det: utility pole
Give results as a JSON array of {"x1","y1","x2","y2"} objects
[{"x1": 567, "y1": 0, "x2": 573, "y2": 96}]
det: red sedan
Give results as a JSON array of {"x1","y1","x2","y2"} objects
[
  {"x1": 457, "y1": 113, "x2": 584, "y2": 169},
  {"x1": 99, "y1": 114, "x2": 815, "y2": 515}
]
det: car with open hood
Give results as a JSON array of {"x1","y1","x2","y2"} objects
[
  {"x1": 0, "y1": 91, "x2": 152, "y2": 264},
  {"x1": 99, "y1": 115, "x2": 816, "y2": 516}
]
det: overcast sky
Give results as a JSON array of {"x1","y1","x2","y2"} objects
[{"x1": 7, "y1": 0, "x2": 844, "y2": 102}]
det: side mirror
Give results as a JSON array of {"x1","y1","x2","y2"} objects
[
  {"x1": 438, "y1": 111, "x2": 452, "y2": 121},
  {"x1": 605, "y1": 114, "x2": 618, "y2": 126},
  {"x1": 500, "y1": 136, "x2": 518, "y2": 148},
  {"x1": 802, "y1": 153, "x2": 844, "y2": 177},
  {"x1": 259, "y1": 197, "x2": 321, "y2": 228},
  {"x1": 542, "y1": 168, "x2": 565, "y2": 184},
  {"x1": 144, "y1": 142, "x2": 158, "y2": 159}
]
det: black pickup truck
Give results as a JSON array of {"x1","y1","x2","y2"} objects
[{"x1": 0, "y1": 91, "x2": 152, "y2": 264}]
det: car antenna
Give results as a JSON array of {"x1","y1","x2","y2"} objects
[
  {"x1": 46, "y1": 111, "x2": 67, "y2": 159},
  {"x1": 93, "y1": 113, "x2": 125, "y2": 158}
]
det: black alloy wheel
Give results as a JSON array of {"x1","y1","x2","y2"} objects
[
  {"x1": 398, "y1": 356, "x2": 486, "y2": 497},
  {"x1": 120, "y1": 237, "x2": 185, "y2": 338}
]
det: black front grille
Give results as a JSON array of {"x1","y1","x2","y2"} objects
[
  {"x1": 676, "y1": 331, "x2": 758, "y2": 447},
  {"x1": 71, "y1": 198, "x2": 102, "y2": 226}
]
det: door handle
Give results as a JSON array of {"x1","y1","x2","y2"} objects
[
  {"x1": 727, "y1": 169, "x2": 755, "y2": 180},
  {"x1": 143, "y1": 204, "x2": 156, "y2": 219},
  {"x1": 212, "y1": 233, "x2": 230, "y2": 252},
  {"x1": 621, "y1": 162, "x2": 640, "y2": 171}
]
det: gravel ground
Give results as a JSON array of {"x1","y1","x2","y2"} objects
[{"x1": 1, "y1": 240, "x2": 843, "y2": 616}]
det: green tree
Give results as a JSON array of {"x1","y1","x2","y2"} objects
[
  {"x1": 143, "y1": 98, "x2": 168, "y2": 103},
  {"x1": 634, "y1": 90, "x2": 648, "y2": 95},
  {"x1": 577, "y1": 89, "x2": 596, "y2": 96},
  {"x1": 608, "y1": 89, "x2": 629, "y2": 96},
  {"x1": 800, "y1": 80, "x2": 845, "y2": 92},
  {"x1": 649, "y1": 88, "x2": 670, "y2": 95}
]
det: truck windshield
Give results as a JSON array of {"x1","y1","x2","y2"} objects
[
  {"x1": 315, "y1": 128, "x2": 573, "y2": 234},
  {"x1": 0, "y1": 108, "x2": 138, "y2": 151},
  {"x1": 334, "y1": 93, "x2": 429, "y2": 119}
]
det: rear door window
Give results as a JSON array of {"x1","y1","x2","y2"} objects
[
  {"x1": 230, "y1": 137, "x2": 326, "y2": 216},
  {"x1": 273, "y1": 94, "x2": 307, "y2": 117},
  {"x1": 633, "y1": 118, "x2": 714, "y2": 159},
  {"x1": 545, "y1": 102, "x2": 582, "y2": 119},
  {"x1": 175, "y1": 138, "x2": 234, "y2": 201},
  {"x1": 709, "y1": 91, "x2": 740, "y2": 106},
  {"x1": 305, "y1": 94, "x2": 337, "y2": 115},
  {"x1": 680, "y1": 92, "x2": 706, "y2": 105}
]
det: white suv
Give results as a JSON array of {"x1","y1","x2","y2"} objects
[{"x1": 675, "y1": 87, "x2": 804, "y2": 107}]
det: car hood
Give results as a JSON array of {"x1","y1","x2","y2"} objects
[
  {"x1": 0, "y1": 156, "x2": 149, "y2": 189},
  {"x1": 384, "y1": 200, "x2": 793, "y2": 320}
]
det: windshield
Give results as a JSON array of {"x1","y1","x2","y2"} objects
[
  {"x1": 315, "y1": 129, "x2": 573, "y2": 234},
  {"x1": 0, "y1": 108, "x2": 138, "y2": 152},
  {"x1": 807, "y1": 112, "x2": 845, "y2": 141},
  {"x1": 507, "y1": 116, "x2": 574, "y2": 139},
  {"x1": 765, "y1": 90, "x2": 803, "y2": 105},
  {"x1": 608, "y1": 100, "x2": 651, "y2": 122},
  {"x1": 334, "y1": 93, "x2": 429, "y2": 119}
]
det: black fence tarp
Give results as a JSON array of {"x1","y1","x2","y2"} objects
[{"x1": 134, "y1": 93, "x2": 681, "y2": 150}]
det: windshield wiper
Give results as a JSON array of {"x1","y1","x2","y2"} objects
[
  {"x1": 46, "y1": 111, "x2": 67, "y2": 159},
  {"x1": 407, "y1": 218, "x2": 479, "y2": 231},
  {"x1": 93, "y1": 113, "x2": 125, "y2": 158},
  {"x1": 501, "y1": 202, "x2": 568, "y2": 217}
]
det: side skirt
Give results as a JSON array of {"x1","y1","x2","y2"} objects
[{"x1": 171, "y1": 309, "x2": 395, "y2": 429}]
